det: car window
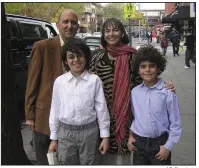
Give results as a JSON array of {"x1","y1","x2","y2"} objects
[
  {"x1": 7, "y1": 21, "x2": 18, "y2": 38},
  {"x1": 19, "y1": 21, "x2": 47, "y2": 38},
  {"x1": 85, "y1": 38, "x2": 100, "y2": 43},
  {"x1": 45, "y1": 24, "x2": 57, "y2": 38}
]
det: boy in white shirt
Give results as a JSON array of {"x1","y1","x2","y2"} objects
[{"x1": 48, "y1": 38, "x2": 110, "y2": 165}]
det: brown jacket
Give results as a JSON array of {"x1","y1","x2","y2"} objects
[{"x1": 25, "y1": 35, "x2": 63, "y2": 136}]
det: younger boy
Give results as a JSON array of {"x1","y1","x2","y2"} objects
[
  {"x1": 128, "y1": 45, "x2": 181, "y2": 165},
  {"x1": 48, "y1": 38, "x2": 110, "y2": 165}
]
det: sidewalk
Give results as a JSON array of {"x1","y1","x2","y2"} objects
[{"x1": 161, "y1": 50, "x2": 195, "y2": 165}]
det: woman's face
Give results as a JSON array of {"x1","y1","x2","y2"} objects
[{"x1": 104, "y1": 24, "x2": 123, "y2": 47}]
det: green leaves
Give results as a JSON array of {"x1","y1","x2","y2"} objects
[
  {"x1": 51, "y1": 3, "x2": 84, "y2": 22},
  {"x1": 102, "y1": 3, "x2": 125, "y2": 21},
  {"x1": 5, "y1": 3, "x2": 84, "y2": 22},
  {"x1": 5, "y1": 3, "x2": 26, "y2": 15}
]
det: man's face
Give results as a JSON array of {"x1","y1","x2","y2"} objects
[{"x1": 57, "y1": 10, "x2": 79, "y2": 41}]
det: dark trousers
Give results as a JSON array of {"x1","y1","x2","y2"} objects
[
  {"x1": 162, "y1": 47, "x2": 167, "y2": 56},
  {"x1": 34, "y1": 131, "x2": 51, "y2": 165},
  {"x1": 172, "y1": 43, "x2": 179, "y2": 56},
  {"x1": 185, "y1": 48, "x2": 195, "y2": 67},
  {"x1": 133, "y1": 133, "x2": 171, "y2": 165},
  {"x1": 147, "y1": 38, "x2": 152, "y2": 45}
]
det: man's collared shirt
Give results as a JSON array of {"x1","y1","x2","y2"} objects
[
  {"x1": 59, "y1": 34, "x2": 65, "y2": 47},
  {"x1": 130, "y1": 79, "x2": 181, "y2": 151},
  {"x1": 49, "y1": 70, "x2": 110, "y2": 140}
]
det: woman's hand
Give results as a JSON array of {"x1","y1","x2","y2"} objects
[{"x1": 165, "y1": 81, "x2": 176, "y2": 92}]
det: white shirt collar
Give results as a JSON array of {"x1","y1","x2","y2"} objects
[
  {"x1": 141, "y1": 78, "x2": 164, "y2": 90},
  {"x1": 59, "y1": 35, "x2": 65, "y2": 47},
  {"x1": 66, "y1": 70, "x2": 89, "y2": 82}
]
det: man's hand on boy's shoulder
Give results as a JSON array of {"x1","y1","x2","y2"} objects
[{"x1": 164, "y1": 81, "x2": 176, "y2": 93}]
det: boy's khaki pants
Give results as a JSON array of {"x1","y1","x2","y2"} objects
[{"x1": 57, "y1": 121, "x2": 100, "y2": 165}]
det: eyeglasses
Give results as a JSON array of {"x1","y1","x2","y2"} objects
[{"x1": 67, "y1": 53, "x2": 84, "y2": 60}]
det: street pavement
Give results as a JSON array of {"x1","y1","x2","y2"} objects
[
  {"x1": 160, "y1": 49, "x2": 195, "y2": 165},
  {"x1": 21, "y1": 39, "x2": 196, "y2": 165}
]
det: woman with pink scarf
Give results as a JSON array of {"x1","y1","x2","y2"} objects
[{"x1": 90, "y1": 18, "x2": 175, "y2": 165}]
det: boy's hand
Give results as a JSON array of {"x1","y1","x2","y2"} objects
[
  {"x1": 48, "y1": 140, "x2": 58, "y2": 153},
  {"x1": 164, "y1": 81, "x2": 176, "y2": 92},
  {"x1": 127, "y1": 134, "x2": 137, "y2": 152},
  {"x1": 99, "y1": 137, "x2": 109, "y2": 155},
  {"x1": 155, "y1": 145, "x2": 170, "y2": 160}
]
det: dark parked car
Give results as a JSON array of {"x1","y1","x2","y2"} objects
[
  {"x1": 6, "y1": 14, "x2": 57, "y2": 120},
  {"x1": 84, "y1": 36, "x2": 102, "y2": 52}
]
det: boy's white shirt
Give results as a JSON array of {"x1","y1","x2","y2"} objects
[{"x1": 49, "y1": 70, "x2": 110, "y2": 140}]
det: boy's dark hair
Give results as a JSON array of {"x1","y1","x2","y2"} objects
[
  {"x1": 61, "y1": 38, "x2": 91, "y2": 71},
  {"x1": 133, "y1": 45, "x2": 167, "y2": 76},
  {"x1": 101, "y1": 18, "x2": 129, "y2": 47}
]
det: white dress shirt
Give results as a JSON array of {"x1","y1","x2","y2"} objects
[{"x1": 49, "y1": 70, "x2": 110, "y2": 140}]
